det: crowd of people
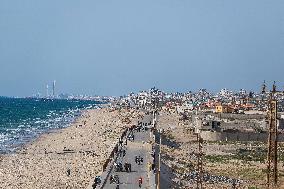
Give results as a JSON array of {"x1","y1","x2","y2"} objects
[
  {"x1": 92, "y1": 113, "x2": 156, "y2": 189},
  {"x1": 109, "y1": 122, "x2": 149, "y2": 188}
]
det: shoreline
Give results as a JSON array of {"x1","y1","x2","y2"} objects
[
  {"x1": 0, "y1": 107, "x2": 143, "y2": 189},
  {"x1": 0, "y1": 108, "x2": 88, "y2": 155}
]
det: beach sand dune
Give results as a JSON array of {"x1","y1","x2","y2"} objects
[{"x1": 0, "y1": 108, "x2": 142, "y2": 189}]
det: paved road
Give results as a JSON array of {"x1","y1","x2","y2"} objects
[{"x1": 103, "y1": 114, "x2": 156, "y2": 189}]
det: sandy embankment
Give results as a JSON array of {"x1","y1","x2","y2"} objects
[{"x1": 0, "y1": 108, "x2": 143, "y2": 189}]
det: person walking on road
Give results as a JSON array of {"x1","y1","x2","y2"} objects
[
  {"x1": 124, "y1": 162, "x2": 131, "y2": 172},
  {"x1": 124, "y1": 162, "x2": 128, "y2": 172},
  {"x1": 152, "y1": 163, "x2": 155, "y2": 172},
  {"x1": 129, "y1": 163, "x2": 132, "y2": 172},
  {"x1": 136, "y1": 156, "x2": 143, "y2": 165},
  {"x1": 138, "y1": 176, "x2": 143, "y2": 188},
  {"x1": 119, "y1": 139, "x2": 123, "y2": 146},
  {"x1": 123, "y1": 149, "x2": 126, "y2": 157},
  {"x1": 147, "y1": 162, "x2": 151, "y2": 172},
  {"x1": 110, "y1": 175, "x2": 114, "y2": 183}
]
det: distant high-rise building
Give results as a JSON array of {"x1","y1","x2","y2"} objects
[
  {"x1": 52, "y1": 80, "x2": 56, "y2": 97},
  {"x1": 46, "y1": 84, "x2": 49, "y2": 97}
]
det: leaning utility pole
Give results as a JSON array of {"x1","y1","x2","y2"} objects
[
  {"x1": 197, "y1": 134, "x2": 203, "y2": 189},
  {"x1": 267, "y1": 82, "x2": 278, "y2": 188}
]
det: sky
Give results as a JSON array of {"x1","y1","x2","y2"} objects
[{"x1": 0, "y1": 0, "x2": 283, "y2": 97}]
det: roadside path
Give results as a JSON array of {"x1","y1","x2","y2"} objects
[{"x1": 103, "y1": 114, "x2": 156, "y2": 189}]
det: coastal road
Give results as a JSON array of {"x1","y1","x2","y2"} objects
[{"x1": 103, "y1": 114, "x2": 156, "y2": 189}]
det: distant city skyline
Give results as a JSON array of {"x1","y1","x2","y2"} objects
[
  {"x1": 0, "y1": 0, "x2": 283, "y2": 97},
  {"x1": 29, "y1": 80, "x2": 284, "y2": 98}
]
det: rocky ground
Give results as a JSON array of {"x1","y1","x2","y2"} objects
[{"x1": 157, "y1": 110, "x2": 284, "y2": 189}]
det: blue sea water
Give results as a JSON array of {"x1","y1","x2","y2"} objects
[{"x1": 0, "y1": 97, "x2": 102, "y2": 153}]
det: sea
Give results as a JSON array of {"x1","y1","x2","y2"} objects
[{"x1": 0, "y1": 97, "x2": 102, "y2": 154}]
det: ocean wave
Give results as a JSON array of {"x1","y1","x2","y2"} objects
[{"x1": 0, "y1": 98, "x2": 102, "y2": 153}]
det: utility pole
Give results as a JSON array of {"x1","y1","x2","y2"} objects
[
  {"x1": 197, "y1": 134, "x2": 203, "y2": 189},
  {"x1": 267, "y1": 82, "x2": 278, "y2": 188},
  {"x1": 157, "y1": 130, "x2": 161, "y2": 189}
]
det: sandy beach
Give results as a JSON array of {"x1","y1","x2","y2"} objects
[{"x1": 0, "y1": 108, "x2": 143, "y2": 189}]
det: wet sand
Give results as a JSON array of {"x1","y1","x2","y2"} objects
[{"x1": 0, "y1": 108, "x2": 143, "y2": 189}]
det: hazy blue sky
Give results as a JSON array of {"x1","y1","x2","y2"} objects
[{"x1": 0, "y1": 0, "x2": 283, "y2": 96}]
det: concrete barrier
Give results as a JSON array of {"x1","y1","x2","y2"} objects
[
  {"x1": 200, "y1": 131, "x2": 284, "y2": 142},
  {"x1": 213, "y1": 113, "x2": 265, "y2": 120}
]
